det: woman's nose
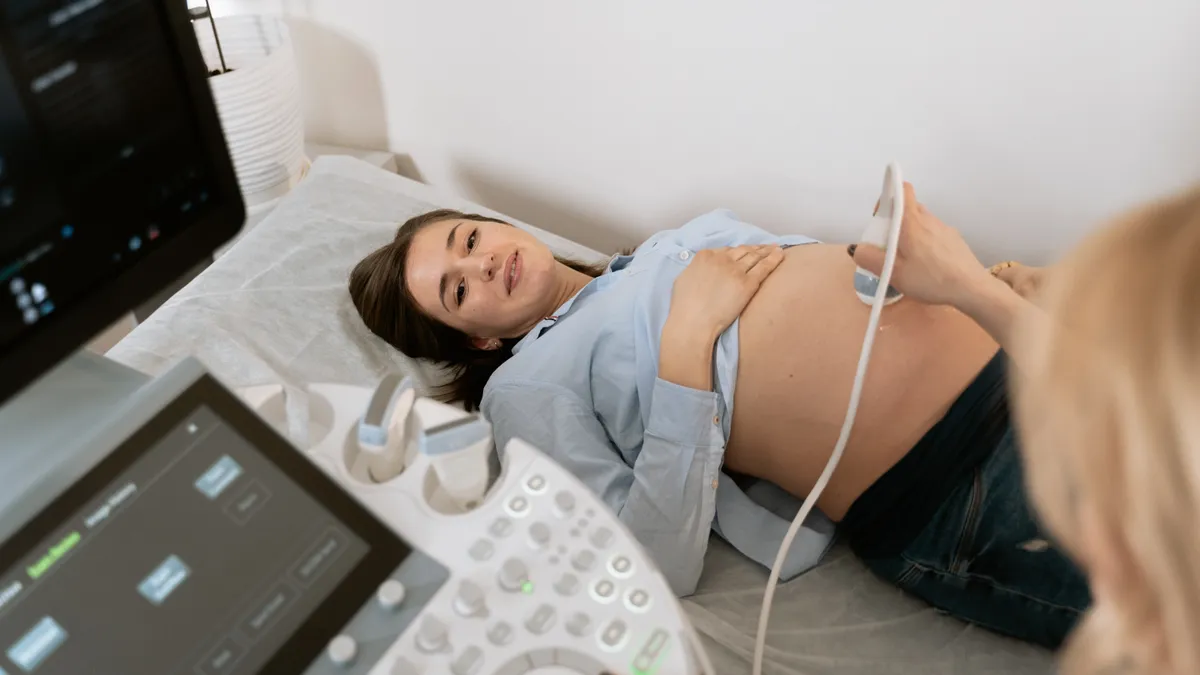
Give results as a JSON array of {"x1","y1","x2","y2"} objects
[{"x1": 476, "y1": 253, "x2": 496, "y2": 281}]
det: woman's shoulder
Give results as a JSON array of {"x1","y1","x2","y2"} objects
[
  {"x1": 481, "y1": 366, "x2": 588, "y2": 422},
  {"x1": 483, "y1": 348, "x2": 589, "y2": 408}
]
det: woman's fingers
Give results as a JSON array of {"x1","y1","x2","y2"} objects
[
  {"x1": 730, "y1": 244, "x2": 771, "y2": 259},
  {"x1": 729, "y1": 245, "x2": 761, "y2": 262},
  {"x1": 746, "y1": 245, "x2": 785, "y2": 283},
  {"x1": 729, "y1": 245, "x2": 772, "y2": 269}
]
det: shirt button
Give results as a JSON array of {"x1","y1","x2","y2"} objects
[
  {"x1": 712, "y1": 415, "x2": 720, "y2": 426},
  {"x1": 711, "y1": 478, "x2": 718, "y2": 489},
  {"x1": 678, "y1": 250, "x2": 691, "y2": 261}
]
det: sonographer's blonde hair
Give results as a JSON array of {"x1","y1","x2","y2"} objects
[{"x1": 1014, "y1": 187, "x2": 1200, "y2": 675}]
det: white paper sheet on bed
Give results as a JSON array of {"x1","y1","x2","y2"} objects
[{"x1": 108, "y1": 156, "x2": 1055, "y2": 675}]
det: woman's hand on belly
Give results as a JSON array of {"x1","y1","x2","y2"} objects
[
  {"x1": 726, "y1": 244, "x2": 1000, "y2": 519},
  {"x1": 659, "y1": 245, "x2": 784, "y2": 391}
]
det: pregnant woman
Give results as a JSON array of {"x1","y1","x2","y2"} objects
[{"x1": 349, "y1": 192, "x2": 1087, "y2": 647}]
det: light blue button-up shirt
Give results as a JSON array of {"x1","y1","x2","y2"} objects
[{"x1": 481, "y1": 209, "x2": 838, "y2": 596}]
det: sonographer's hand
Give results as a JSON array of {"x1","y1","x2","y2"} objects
[
  {"x1": 658, "y1": 245, "x2": 784, "y2": 391},
  {"x1": 852, "y1": 182, "x2": 991, "y2": 308}
]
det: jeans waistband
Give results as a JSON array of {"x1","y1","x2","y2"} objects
[{"x1": 841, "y1": 350, "x2": 1011, "y2": 558}]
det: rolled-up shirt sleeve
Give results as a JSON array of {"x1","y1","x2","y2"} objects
[{"x1": 483, "y1": 379, "x2": 723, "y2": 596}]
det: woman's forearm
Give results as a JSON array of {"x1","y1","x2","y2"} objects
[
  {"x1": 955, "y1": 273, "x2": 1045, "y2": 370},
  {"x1": 658, "y1": 316, "x2": 719, "y2": 392}
]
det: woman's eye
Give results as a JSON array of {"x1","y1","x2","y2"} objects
[
  {"x1": 467, "y1": 230, "x2": 478, "y2": 251},
  {"x1": 456, "y1": 281, "x2": 466, "y2": 306}
]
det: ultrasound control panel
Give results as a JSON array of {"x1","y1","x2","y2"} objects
[{"x1": 0, "y1": 360, "x2": 710, "y2": 674}]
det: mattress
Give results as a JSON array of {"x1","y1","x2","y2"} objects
[{"x1": 108, "y1": 156, "x2": 1055, "y2": 674}]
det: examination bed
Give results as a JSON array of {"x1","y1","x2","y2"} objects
[{"x1": 108, "y1": 156, "x2": 1056, "y2": 675}]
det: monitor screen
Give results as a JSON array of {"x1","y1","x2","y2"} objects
[
  {"x1": 0, "y1": 0, "x2": 243, "y2": 403},
  {"x1": 0, "y1": 375, "x2": 411, "y2": 674}
]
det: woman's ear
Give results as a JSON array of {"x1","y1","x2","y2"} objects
[{"x1": 471, "y1": 337, "x2": 502, "y2": 351}]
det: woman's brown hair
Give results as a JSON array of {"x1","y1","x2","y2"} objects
[{"x1": 349, "y1": 209, "x2": 607, "y2": 410}]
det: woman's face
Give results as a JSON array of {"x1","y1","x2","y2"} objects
[{"x1": 405, "y1": 218, "x2": 559, "y2": 340}]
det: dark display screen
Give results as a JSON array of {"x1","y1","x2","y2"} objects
[
  {"x1": 0, "y1": 378, "x2": 411, "y2": 674},
  {"x1": 0, "y1": 0, "x2": 233, "y2": 364}
]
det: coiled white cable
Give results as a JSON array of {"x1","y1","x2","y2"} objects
[{"x1": 751, "y1": 164, "x2": 905, "y2": 675}]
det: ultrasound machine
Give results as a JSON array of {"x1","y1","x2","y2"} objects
[{"x1": 0, "y1": 2, "x2": 711, "y2": 674}]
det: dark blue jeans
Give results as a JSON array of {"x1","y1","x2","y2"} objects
[{"x1": 854, "y1": 427, "x2": 1090, "y2": 648}]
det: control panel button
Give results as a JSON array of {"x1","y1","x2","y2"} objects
[
  {"x1": 633, "y1": 629, "x2": 671, "y2": 672},
  {"x1": 506, "y1": 495, "x2": 530, "y2": 517},
  {"x1": 608, "y1": 554, "x2": 634, "y2": 578},
  {"x1": 589, "y1": 527, "x2": 614, "y2": 549},
  {"x1": 454, "y1": 580, "x2": 487, "y2": 617},
  {"x1": 554, "y1": 573, "x2": 580, "y2": 597},
  {"x1": 488, "y1": 517, "x2": 513, "y2": 538},
  {"x1": 415, "y1": 616, "x2": 449, "y2": 653},
  {"x1": 590, "y1": 578, "x2": 617, "y2": 604},
  {"x1": 469, "y1": 539, "x2": 494, "y2": 562},
  {"x1": 376, "y1": 579, "x2": 406, "y2": 611},
  {"x1": 487, "y1": 621, "x2": 514, "y2": 646},
  {"x1": 451, "y1": 646, "x2": 484, "y2": 675},
  {"x1": 524, "y1": 604, "x2": 557, "y2": 635},
  {"x1": 599, "y1": 619, "x2": 630, "y2": 652},
  {"x1": 565, "y1": 612, "x2": 592, "y2": 637},
  {"x1": 571, "y1": 549, "x2": 596, "y2": 572},
  {"x1": 625, "y1": 588, "x2": 652, "y2": 613},
  {"x1": 498, "y1": 558, "x2": 530, "y2": 592},
  {"x1": 553, "y1": 490, "x2": 576, "y2": 517},
  {"x1": 528, "y1": 522, "x2": 551, "y2": 549},
  {"x1": 327, "y1": 635, "x2": 357, "y2": 667},
  {"x1": 524, "y1": 474, "x2": 547, "y2": 494}
]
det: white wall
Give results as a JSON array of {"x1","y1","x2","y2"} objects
[{"x1": 209, "y1": 0, "x2": 1200, "y2": 263}]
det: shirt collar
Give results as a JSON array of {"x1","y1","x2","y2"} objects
[{"x1": 511, "y1": 255, "x2": 624, "y2": 356}]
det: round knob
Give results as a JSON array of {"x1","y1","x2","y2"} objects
[
  {"x1": 554, "y1": 490, "x2": 576, "y2": 516},
  {"x1": 453, "y1": 580, "x2": 487, "y2": 617},
  {"x1": 554, "y1": 572, "x2": 580, "y2": 597},
  {"x1": 571, "y1": 549, "x2": 596, "y2": 572},
  {"x1": 377, "y1": 579, "x2": 406, "y2": 610},
  {"x1": 327, "y1": 635, "x2": 358, "y2": 666},
  {"x1": 529, "y1": 522, "x2": 551, "y2": 549},
  {"x1": 415, "y1": 616, "x2": 449, "y2": 653},
  {"x1": 498, "y1": 558, "x2": 530, "y2": 592}
]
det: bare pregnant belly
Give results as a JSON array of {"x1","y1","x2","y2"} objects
[{"x1": 725, "y1": 244, "x2": 1000, "y2": 520}]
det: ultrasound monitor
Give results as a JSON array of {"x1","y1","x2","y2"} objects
[{"x1": 0, "y1": 0, "x2": 244, "y2": 404}]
